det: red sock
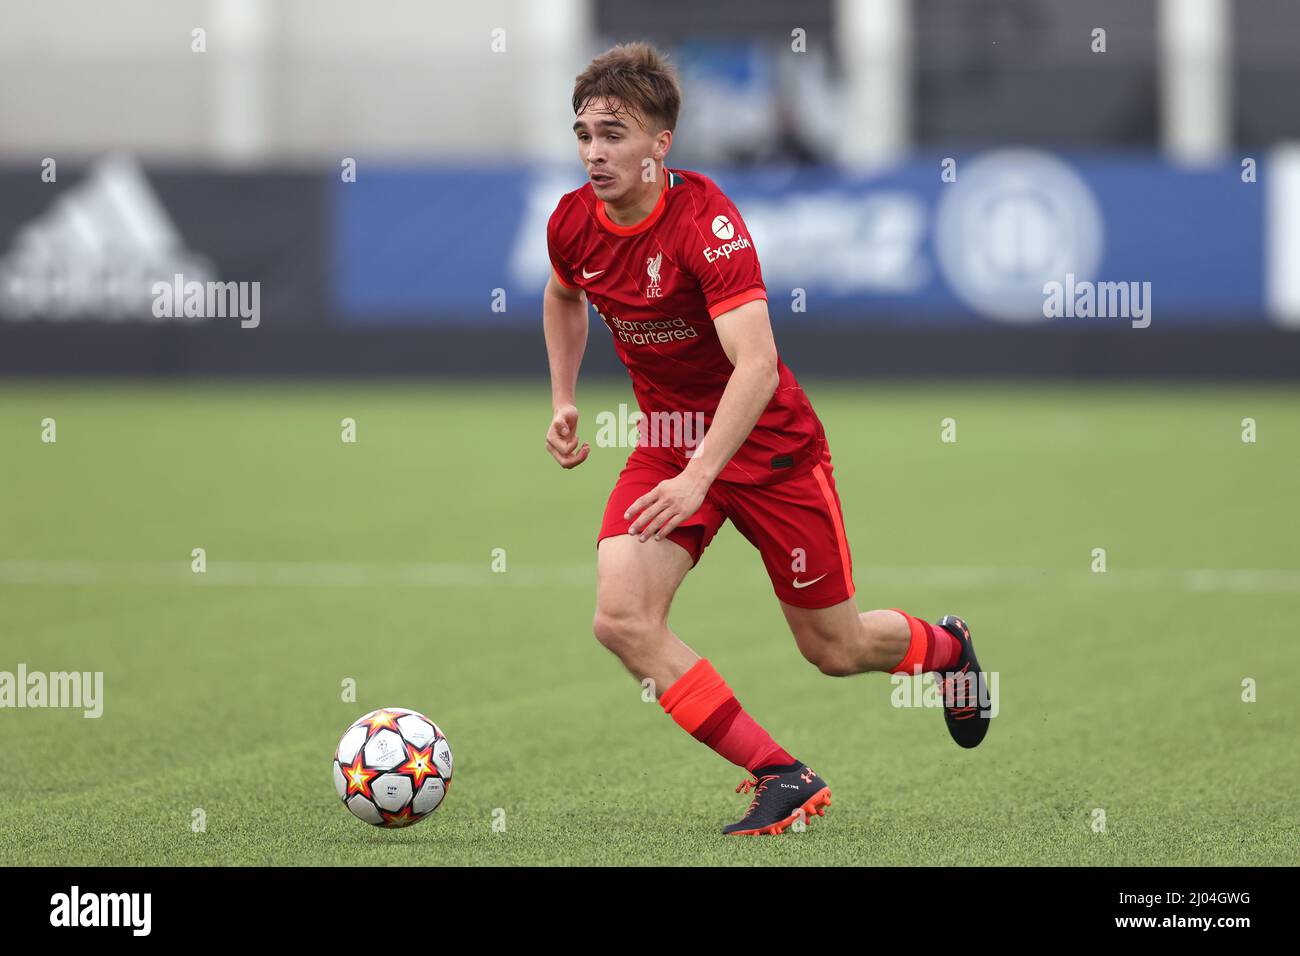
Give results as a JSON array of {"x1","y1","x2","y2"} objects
[
  {"x1": 887, "y1": 609, "x2": 961, "y2": 674},
  {"x1": 659, "y1": 659, "x2": 794, "y2": 774}
]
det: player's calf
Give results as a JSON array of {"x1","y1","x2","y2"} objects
[{"x1": 782, "y1": 599, "x2": 910, "y2": 676}]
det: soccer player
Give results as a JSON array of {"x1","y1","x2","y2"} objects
[{"x1": 543, "y1": 43, "x2": 992, "y2": 836}]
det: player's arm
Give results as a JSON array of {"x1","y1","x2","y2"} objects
[
  {"x1": 681, "y1": 298, "x2": 778, "y2": 483},
  {"x1": 625, "y1": 297, "x2": 779, "y2": 540},
  {"x1": 543, "y1": 268, "x2": 591, "y2": 469}
]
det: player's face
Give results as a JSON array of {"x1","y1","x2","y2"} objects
[{"x1": 573, "y1": 97, "x2": 664, "y2": 202}]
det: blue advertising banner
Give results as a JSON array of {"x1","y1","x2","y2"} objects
[{"x1": 333, "y1": 150, "x2": 1269, "y2": 328}]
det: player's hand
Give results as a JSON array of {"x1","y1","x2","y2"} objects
[
  {"x1": 545, "y1": 404, "x2": 590, "y2": 469},
  {"x1": 625, "y1": 472, "x2": 709, "y2": 542}
]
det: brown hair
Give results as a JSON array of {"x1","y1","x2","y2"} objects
[{"x1": 572, "y1": 42, "x2": 682, "y2": 134}]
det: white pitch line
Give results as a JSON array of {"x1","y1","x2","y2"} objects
[
  {"x1": 0, "y1": 560, "x2": 590, "y2": 588},
  {"x1": 0, "y1": 561, "x2": 1297, "y2": 593}
]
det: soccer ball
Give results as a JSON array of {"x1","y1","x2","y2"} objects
[{"x1": 332, "y1": 707, "x2": 453, "y2": 828}]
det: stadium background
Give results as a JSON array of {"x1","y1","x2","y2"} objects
[
  {"x1": 4, "y1": 0, "x2": 1300, "y2": 374},
  {"x1": 1, "y1": 0, "x2": 1296, "y2": 866}
]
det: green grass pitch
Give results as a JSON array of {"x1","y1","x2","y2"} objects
[{"x1": 1, "y1": 380, "x2": 1297, "y2": 866}]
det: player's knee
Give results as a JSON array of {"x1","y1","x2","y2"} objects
[
  {"x1": 813, "y1": 652, "x2": 858, "y2": 678},
  {"x1": 591, "y1": 609, "x2": 620, "y2": 649},
  {"x1": 798, "y1": 636, "x2": 858, "y2": 677},
  {"x1": 592, "y1": 605, "x2": 659, "y2": 656}
]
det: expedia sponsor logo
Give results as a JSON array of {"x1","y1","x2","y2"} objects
[{"x1": 702, "y1": 235, "x2": 752, "y2": 264}]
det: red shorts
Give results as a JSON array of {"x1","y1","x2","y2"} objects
[{"x1": 596, "y1": 444, "x2": 856, "y2": 610}]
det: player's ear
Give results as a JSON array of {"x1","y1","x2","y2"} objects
[{"x1": 656, "y1": 129, "x2": 672, "y2": 160}]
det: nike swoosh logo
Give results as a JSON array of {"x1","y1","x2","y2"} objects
[
  {"x1": 792, "y1": 573, "x2": 828, "y2": 589},
  {"x1": 582, "y1": 267, "x2": 605, "y2": 279}
]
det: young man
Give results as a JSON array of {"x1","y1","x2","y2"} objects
[{"x1": 543, "y1": 43, "x2": 992, "y2": 836}]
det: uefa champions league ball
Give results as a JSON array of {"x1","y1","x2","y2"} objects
[{"x1": 332, "y1": 708, "x2": 453, "y2": 828}]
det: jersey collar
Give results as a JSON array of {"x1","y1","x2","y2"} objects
[{"x1": 595, "y1": 169, "x2": 679, "y2": 236}]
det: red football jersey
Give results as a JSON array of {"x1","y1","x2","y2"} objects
[{"x1": 547, "y1": 167, "x2": 826, "y2": 485}]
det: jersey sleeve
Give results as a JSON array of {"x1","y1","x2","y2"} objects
[
  {"x1": 546, "y1": 202, "x2": 581, "y2": 290},
  {"x1": 679, "y1": 190, "x2": 767, "y2": 319}
]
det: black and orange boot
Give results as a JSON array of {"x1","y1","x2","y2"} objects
[
  {"x1": 937, "y1": 615, "x2": 993, "y2": 749},
  {"x1": 722, "y1": 762, "x2": 831, "y2": 836}
]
